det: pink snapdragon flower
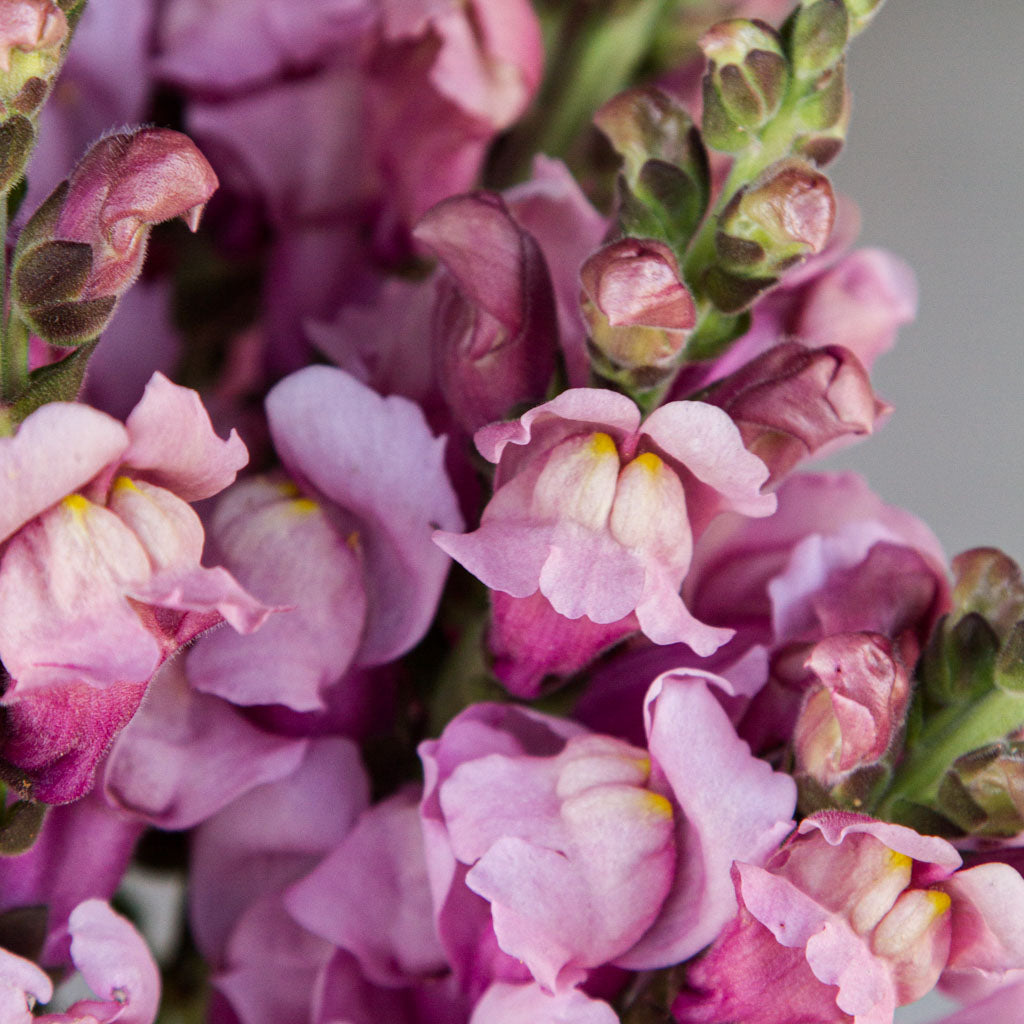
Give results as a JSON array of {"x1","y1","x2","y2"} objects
[
  {"x1": 0, "y1": 373, "x2": 271, "y2": 800},
  {"x1": 675, "y1": 812, "x2": 1024, "y2": 1023},
  {"x1": 419, "y1": 672, "x2": 795, "y2": 999},
  {"x1": 187, "y1": 365, "x2": 463, "y2": 713},
  {"x1": 435, "y1": 389, "x2": 775, "y2": 657},
  {"x1": 1, "y1": 900, "x2": 159, "y2": 1024}
]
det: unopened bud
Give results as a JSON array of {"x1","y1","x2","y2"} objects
[
  {"x1": 581, "y1": 238, "x2": 695, "y2": 381},
  {"x1": 0, "y1": 0, "x2": 66, "y2": 105},
  {"x1": 938, "y1": 741, "x2": 1024, "y2": 839},
  {"x1": 700, "y1": 19, "x2": 789, "y2": 152},
  {"x1": 703, "y1": 341, "x2": 885, "y2": 484},
  {"x1": 12, "y1": 127, "x2": 218, "y2": 345},
  {"x1": 595, "y1": 87, "x2": 710, "y2": 253},
  {"x1": 705, "y1": 158, "x2": 835, "y2": 312},
  {"x1": 717, "y1": 158, "x2": 835, "y2": 272},
  {"x1": 793, "y1": 633, "x2": 909, "y2": 790},
  {"x1": 950, "y1": 548, "x2": 1024, "y2": 642},
  {"x1": 786, "y1": 0, "x2": 849, "y2": 80},
  {"x1": 414, "y1": 192, "x2": 558, "y2": 433}
]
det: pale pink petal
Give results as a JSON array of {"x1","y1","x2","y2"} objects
[
  {"x1": 286, "y1": 788, "x2": 446, "y2": 986},
  {"x1": 640, "y1": 400, "x2": 775, "y2": 525},
  {"x1": 0, "y1": 949, "x2": 52, "y2": 1023},
  {"x1": 0, "y1": 502, "x2": 160, "y2": 691},
  {"x1": 187, "y1": 477, "x2": 367, "y2": 711},
  {"x1": 104, "y1": 660, "x2": 308, "y2": 829},
  {"x1": 122, "y1": 372, "x2": 248, "y2": 501},
  {"x1": 474, "y1": 388, "x2": 641, "y2": 468},
  {"x1": 266, "y1": 366, "x2": 462, "y2": 664},
  {"x1": 621, "y1": 672, "x2": 796, "y2": 968},
  {"x1": 65, "y1": 900, "x2": 160, "y2": 1024},
  {"x1": 470, "y1": 981, "x2": 619, "y2": 1024},
  {"x1": 940, "y1": 863, "x2": 1024, "y2": 1002},
  {"x1": 0, "y1": 402, "x2": 127, "y2": 544}
]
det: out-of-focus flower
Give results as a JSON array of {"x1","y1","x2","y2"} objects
[
  {"x1": 675, "y1": 812, "x2": 1024, "y2": 1022},
  {"x1": 0, "y1": 0, "x2": 66, "y2": 103},
  {"x1": 13, "y1": 128, "x2": 218, "y2": 346},
  {"x1": 435, "y1": 388, "x2": 775, "y2": 658},
  {"x1": 0, "y1": 373, "x2": 270, "y2": 801}
]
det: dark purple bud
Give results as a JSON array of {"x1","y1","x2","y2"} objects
[
  {"x1": 414, "y1": 192, "x2": 558, "y2": 433},
  {"x1": 703, "y1": 341, "x2": 886, "y2": 484}
]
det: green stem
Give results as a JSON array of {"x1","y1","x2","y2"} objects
[
  {"x1": 1, "y1": 313, "x2": 29, "y2": 404},
  {"x1": 487, "y1": 0, "x2": 675, "y2": 187},
  {"x1": 877, "y1": 688, "x2": 1024, "y2": 820}
]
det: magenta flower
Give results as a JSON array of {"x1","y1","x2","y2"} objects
[
  {"x1": 435, "y1": 389, "x2": 776, "y2": 656},
  {"x1": 675, "y1": 812, "x2": 1024, "y2": 1023}
]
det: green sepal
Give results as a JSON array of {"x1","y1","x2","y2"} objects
[
  {"x1": 684, "y1": 307, "x2": 750, "y2": 361},
  {"x1": 0, "y1": 798, "x2": 46, "y2": 856},
  {"x1": 994, "y1": 622, "x2": 1024, "y2": 693},
  {"x1": 6, "y1": 175, "x2": 27, "y2": 220},
  {"x1": 21, "y1": 297, "x2": 115, "y2": 349},
  {"x1": 785, "y1": 0, "x2": 849, "y2": 80},
  {"x1": 0, "y1": 116, "x2": 34, "y2": 195},
  {"x1": 6, "y1": 340, "x2": 99, "y2": 425},
  {"x1": 617, "y1": 158, "x2": 709, "y2": 258},
  {"x1": 702, "y1": 264, "x2": 777, "y2": 314},
  {"x1": 884, "y1": 796, "x2": 963, "y2": 838},
  {"x1": 14, "y1": 239, "x2": 93, "y2": 308}
]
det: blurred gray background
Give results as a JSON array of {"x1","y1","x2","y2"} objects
[
  {"x1": 823, "y1": 0, "x2": 1024, "y2": 566},
  {"x1": 830, "y1": 5, "x2": 1023, "y2": 1019}
]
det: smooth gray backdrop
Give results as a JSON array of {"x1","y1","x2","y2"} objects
[{"x1": 825, "y1": 1, "x2": 1024, "y2": 566}]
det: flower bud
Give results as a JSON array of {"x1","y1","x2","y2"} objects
[
  {"x1": 413, "y1": 191, "x2": 558, "y2": 433},
  {"x1": 703, "y1": 341, "x2": 886, "y2": 484},
  {"x1": 705, "y1": 158, "x2": 835, "y2": 312},
  {"x1": 844, "y1": 0, "x2": 887, "y2": 36},
  {"x1": 700, "y1": 19, "x2": 789, "y2": 152},
  {"x1": 12, "y1": 128, "x2": 218, "y2": 346},
  {"x1": 581, "y1": 238, "x2": 695, "y2": 385},
  {"x1": 937, "y1": 741, "x2": 1024, "y2": 839},
  {"x1": 786, "y1": 0, "x2": 849, "y2": 80},
  {"x1": 595, "y1": 87, "x2": 710, "y2": 254},
  {"x1": 793, "y1": 632, "x2": 910, "y2": 791},
  {"x1": 0, "y1": 0, "x2": 66, "y2": 107}
]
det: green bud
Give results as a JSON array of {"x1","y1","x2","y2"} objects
[
  {"x1": 714, "y1": 157, "x2": 835, "y2": 283},
  {"x1": 0, "y1": 114, "x2": 33, "y2": 193},
  {"x1": 938, "y1": 740, "x2": 1024, "y2": 838},
  {"x1": 596, "y1": 87, "x2": 710, "y2": 252},
  {"x1": 0, "y1": 798, "x2": 46, "y2": 856},
  {"x1": 951, "y1": 548, "x2": 1024, "y2": 642},
  {"x1": 787, "y1": 0, "x2": 849, "y2": 80},
  {"x1": 699, "y1": 19, "x2": 789, "y2": 152}
]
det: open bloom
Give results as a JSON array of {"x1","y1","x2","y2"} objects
[
  {"x1": 0, "y1": 372, "x2": 270, "y2": 801},
  {"x1": 675, "y1": 812, "x2": 1024, "y2": 1023},
  {"x1": 435, "y1": 389, "x2": 775, "y2": 656}
]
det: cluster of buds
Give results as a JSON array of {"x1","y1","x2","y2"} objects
[
  {"x1": 876, "y1": 549, "x2": 1024, "y2": 836},
  {"x1": 0, "y1": 0, "x2": 76, "y2": 195}
]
